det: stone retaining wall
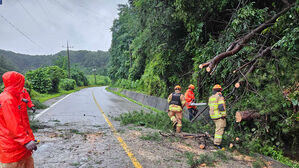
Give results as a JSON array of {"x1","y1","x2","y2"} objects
[{"x1": 109, "y1": 87, "x2": 210, "y2": 121}]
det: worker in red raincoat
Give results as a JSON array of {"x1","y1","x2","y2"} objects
[
  {"x1": 185, "y1": 84, "x2": 198, "y2": 120},
  {"x1": 0, "y1": 71, "x2": 37, "y2": 168},
  {"x1": 20, "y1": 88, "x2": 36, "y2": 140}
]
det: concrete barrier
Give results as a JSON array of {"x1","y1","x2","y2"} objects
[{"x1": 108, "y1": 87, "x2": 210, "y2": 121}]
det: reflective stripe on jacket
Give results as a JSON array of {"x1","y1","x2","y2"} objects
[{"x1": 208, "y1": 93, "x2": 226, "y2": 119}]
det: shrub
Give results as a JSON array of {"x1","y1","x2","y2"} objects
[
  {"x1": 71, "y1": 68, "x2": 88, "y2": 86},
  {"x1": 26, "y1": 69, "x2": 52, "y2": 93},
  {"x1": 26, "y1": 66, "x2": 67, "y2": 93},
  {"x1": 60, "y1": 79, "x2": 76, "y2": 91}
]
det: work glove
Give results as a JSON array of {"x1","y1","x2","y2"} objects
[
  {"x1": 31, "y1": 106, "x2": 36, "y2": 113},
  {"x1": 25, "y1": 140, "x2": 38, "y2": 151}
]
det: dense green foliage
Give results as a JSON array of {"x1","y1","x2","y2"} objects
[
  {"x1": 70, "y1": 68, "x2": 89, "y2": 87},
  {"x1": 59, "y1": 79, "x2": 76, "y2": 91},
  {"x1": 87, "y1": 75, "x2": 111, "y2": 86},
  {"x1": 26, "y1": 66, "x2": 67, "y2": 93},
  {"x1": 0, "y1": 56, "x2": 17, "y2": 83},
  {"x1": 0, "y1": 49, "x2": 109, "y2": 75},
  {"x1": 109, "y1": 0, "x2": 299, "y2": 162}
]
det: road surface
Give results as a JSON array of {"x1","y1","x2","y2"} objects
[{"x1": 33, "y1": 86, "x2": 147, "y2": 168}]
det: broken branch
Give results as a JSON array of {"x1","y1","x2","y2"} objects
[{"x1": 199, "y1": 4, "x2": 294, "y2": 73}]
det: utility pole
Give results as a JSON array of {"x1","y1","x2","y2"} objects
[
  {"x1": 92, "y1": 68, "x2": 97, "y2": 85},
  {"x1": 62, "y1": 41, "x2": 73, "y2": 78},
  {"x1": 67, "y1": 42, "x2": 71, "y2": 78},
  {"x1": 129, "y1": 40, "x2": 132, "y2": 68}
]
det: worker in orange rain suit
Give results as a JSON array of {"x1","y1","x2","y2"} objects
[
  {"x1": 184, "y1": 84, "x2": 198, "y2": 121},
  {"x1": 208, "y1": 84, "x2": 227, "y2": 149},
  {"x1": 0, "y1": 71, "x2": 37, "y2": 168},
  {"x1": 20, "y1": 88, "x2": 36, "y2": 140},
  {"x1": 168, "y1": 85, "x2": 186, "y2": 133}
]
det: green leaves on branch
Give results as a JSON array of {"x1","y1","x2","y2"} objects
[{"x1": 26, "y1": 66, "x2": 66, "y2": 93}]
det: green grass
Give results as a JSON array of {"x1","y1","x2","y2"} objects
[
  {"x1": 115, "y1": 110, "x2": 212, "y2": 134},
  {"x1": 186, "y1": 152, "x2": 216, "y2": 167},
  {"x1": 69, "y1": 129, "x2": 80, "y2": 134},
  {"x1": 87, "y1": 75, "x2": 110, "y2": 86},
  {"x1": 213, "y1": 150, "x2": 229, "y2": 163},
  {"x1": 31, "y1": 85, "x2": 93, "y2": 103},
  {"x1": 139, "y1": 132, "x2": 162, "y2": 141},
  {"x1": 252, "y1": 159, "x2": 267, "y2": 168}
]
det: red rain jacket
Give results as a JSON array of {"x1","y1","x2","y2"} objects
[
  {"x1": 184, "y1": 89, "x2": 196, "y2": 109},
  {"x1": 0, "y1": 72, "x2": 34, "y2": 163},
  {"x1": 20, "y1": 88, "x2": 35, "y2": 140}
]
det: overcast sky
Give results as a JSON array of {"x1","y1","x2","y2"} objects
[{"x1": 0, "y1": 0, "x2": 127, "y2": 55}]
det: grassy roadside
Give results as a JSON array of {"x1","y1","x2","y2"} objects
[
  {"x1": 32, "y1": 76, "x2": 110, "y2": 104},
  {"x1": 32, "y1": 86, "x2": 93, "y2": 103}
]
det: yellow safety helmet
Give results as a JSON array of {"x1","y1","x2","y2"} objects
[
  {"x1": 213, "y1": 84, "x2": 222, "y2": 91},
  {"x1": 188, "y1": 84, "x2": 195, "y2": 90},
  {"x1": 174, "y1": 85, "x2": 181, "y2": 90}
]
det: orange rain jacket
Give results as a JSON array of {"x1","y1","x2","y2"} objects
[
  {"x1": 184, "y1": 89, "x2": 196, "y2": 109},
  {"x1": 20, "y1": 88, "x2": 35, "y2": 140},
  {"x1": 0, "y1": 72, "x2": 34, "y2": 163}
]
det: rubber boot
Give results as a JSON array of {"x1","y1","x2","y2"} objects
[
  {"x1": 171, "y1": 116, "x2": 177, "y2": 128},
  {"x1": 176, "y1": 126, "x2": 182, "y2": 133}
]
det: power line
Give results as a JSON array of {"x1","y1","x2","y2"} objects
[
  {"x1": 16, "y1": 0, "x2": 41, "y2": 26},
  {"x1": 0, "y1": 14, "x2": 43, "y2": 50}
]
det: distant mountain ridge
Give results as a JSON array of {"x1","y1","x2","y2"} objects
[{"x1": 0, "y1": 49, "x2": 109, "y2": 74}]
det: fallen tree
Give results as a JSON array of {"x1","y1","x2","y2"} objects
[{"x1": 199, "y1": 3, "x2": 294, "y2": 74}]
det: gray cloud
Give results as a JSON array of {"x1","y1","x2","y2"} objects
[{"x1": 0, "y1": 0, "x2": 127, "y2": 55}]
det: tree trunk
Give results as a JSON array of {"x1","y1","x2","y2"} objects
[{"x1": 235, "y1": 110, "x2": 260, "y2": 122}]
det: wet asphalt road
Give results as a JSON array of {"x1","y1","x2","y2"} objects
[{"x1": 33, "y1": 86, "x2": 147, "y2": 168}]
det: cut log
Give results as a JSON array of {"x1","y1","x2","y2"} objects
[
  {"x1": 235, "y1": 110, "x2": 261, "y2": 122},
  {"x1": 198, "y1": 136, "x2": 206, "y2": 149}
]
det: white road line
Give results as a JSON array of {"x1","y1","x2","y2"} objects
[{"x1": 34, "y1": 93, "x2": 72, "y2": 120}]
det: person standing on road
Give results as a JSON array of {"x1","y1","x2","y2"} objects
[
  {"x1": 208, "y1": 84, "x2": 227, "y2": 149},
  {"x1": 0, "y1": 71, "x2": 37, "y2": 168},
  {"x1": 20, "y1": 88, "x2": 36, "y2": 140},
  {"x1": 168, "y1": 85, "x2": 186, "y2": 133},
  {"x1": 184, "y1": 84, "x2": 198, "y2": 121}
]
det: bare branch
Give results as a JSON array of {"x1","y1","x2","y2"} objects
[{"x1": 281, "y1": 0, "x2": 290, "y2": 6}]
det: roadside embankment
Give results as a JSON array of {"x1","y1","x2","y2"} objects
[{"x1": 108, "y1": 87, "x2": 210, "y2": 121}]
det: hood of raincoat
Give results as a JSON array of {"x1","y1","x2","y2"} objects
[{"x1": 2, "y1": 71, "x2": 25, "y2": 96}]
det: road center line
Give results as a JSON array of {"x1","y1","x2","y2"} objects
[
  {"x1": 92, "y1": 91, "x2": 142, "y2": 168},
  {"x1": 34, "y1": 93, "x2": 72, "y2": 120}
]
